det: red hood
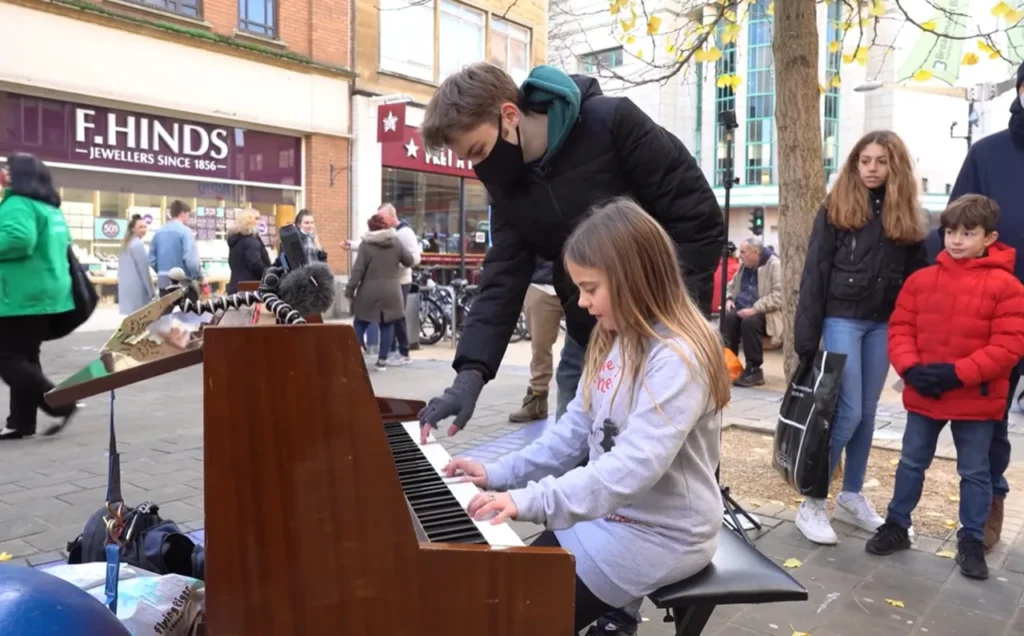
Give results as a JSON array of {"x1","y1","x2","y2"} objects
[{"x1": 936, "y1": 241, "x2": 1017, "y2": 274}]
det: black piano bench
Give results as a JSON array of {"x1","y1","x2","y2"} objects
[{"x1": 647, "y1": 526, "x2": 808, "y2": 636}]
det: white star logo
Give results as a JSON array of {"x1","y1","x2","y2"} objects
[
  {"x1": 405, "y1": 139, "x2": 419, "y2": 158},
  {"x1": 382, "y1": 110, "x2": 398, "y2": 133}
]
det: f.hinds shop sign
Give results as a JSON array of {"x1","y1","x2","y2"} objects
[
  {"x1": 0, "y1": 92, "x2": 301, "y2": 185},
  {"x1": 75, "y1": 109, "x2": 230, "y2": 173}
]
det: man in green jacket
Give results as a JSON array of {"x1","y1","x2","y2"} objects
[{"x1": 0, "y1": 154, "x2": 77, "y2": 440}]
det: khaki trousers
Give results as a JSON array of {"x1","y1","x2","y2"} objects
[{"x1": 524, "y1": 286, "x2": 564, "y2": 392}]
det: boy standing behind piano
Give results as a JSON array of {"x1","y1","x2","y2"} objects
[
  {"x1": 445, "y1": 198, "x2": 729, "y2": 634},
  {"x1": 868, "y1": 195, "x2": 1024, "y2": 580}
]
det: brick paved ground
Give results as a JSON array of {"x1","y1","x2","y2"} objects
[{"x1": 1, "y1": 323, "x2": 1023, "y2": 634}]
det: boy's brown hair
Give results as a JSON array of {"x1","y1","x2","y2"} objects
[
  {"x1": 940, "y1": 194, "x2": 1000, "y2": 233},
  {"x1": 421, "y1": 62, "x2": 521, "y2": 153}
]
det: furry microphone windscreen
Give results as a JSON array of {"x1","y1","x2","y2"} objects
[{"x1": 277, "y1": 262, "x2": 335, "y2": 316}]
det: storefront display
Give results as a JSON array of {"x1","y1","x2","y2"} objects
[
  {"x1": 0, "y1": 91, "x2": 302, "y2": 290},
  {"x1": 380, "y1": 120, "x2": 489, "y2": 270}
]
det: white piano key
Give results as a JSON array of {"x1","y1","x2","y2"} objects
[{"x1": 400, "y1": 421, "x2": 525, "y2": 548}]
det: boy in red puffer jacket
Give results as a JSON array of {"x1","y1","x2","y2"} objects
[{"x1": 867, "y1": 194, "x2": 1024, "y2": 580}]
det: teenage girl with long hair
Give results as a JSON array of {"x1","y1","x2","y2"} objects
[
  {"x1": 444, "y1": 197, "x2": 730, "y2": 634},
  {"x1": 793, "y1": 131, "x2": 929, "y2": 545}
]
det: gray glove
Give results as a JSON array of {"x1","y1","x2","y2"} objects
[{"x1": 418, "y1": 370, "x2": 485, "y2": 431}]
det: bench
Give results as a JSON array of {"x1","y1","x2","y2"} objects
[{"x1": 647, "y1": 526, "x2": 808, "y2": 635}]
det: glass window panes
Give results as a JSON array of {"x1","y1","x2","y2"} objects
[
  {"x1": 579, "y1": 47, "x2": 624, "y2": 74},
  {"x1": 823, "y1": 0, "x2": 843, "y2": 183},
  {"x1": 381, "y1": 168, "x2": 489, "y2": 257},
  {"x1": 744, "y1": 0, "x2": 774, "y2": 186},
  {"x1": 713, "y1": 23, "x2": 737, "y2": 188},
  {"x1": 379, "y1": 0, "x2": 436, "y2": 82},
  {"x1": 439, "y1": 1, "x2": 486, "y2": 81},
  {"x1": 128, "y1": 0, "x2": 200, "y2": 18},
  {"x1": 239, "y1": 0, "x2": 277, "y2": 38},
  {"x1": 490, "y1": 18, "x2": 531, "y2": 85}
]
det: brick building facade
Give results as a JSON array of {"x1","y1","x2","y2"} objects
[{"x1": 0, "y1": 0, "x2": 353, "y2": 281}]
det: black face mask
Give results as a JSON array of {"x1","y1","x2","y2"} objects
[{"x1": 473, "y1": 116, "x2": 525, "y2": 188}]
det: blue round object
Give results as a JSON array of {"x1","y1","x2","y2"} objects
[{"x1": 0, "y1": 566, "x2": 130, "y2": 635}]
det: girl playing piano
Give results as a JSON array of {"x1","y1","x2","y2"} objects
[{"x1": 444, "y1": 197, "x2": 730, "y2": 634}]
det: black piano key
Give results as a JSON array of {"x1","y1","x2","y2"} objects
[{"x1": 383, "y1": 422, "x2": 488, "y2": 545}]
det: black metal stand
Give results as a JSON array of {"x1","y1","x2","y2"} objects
[{"x1": 714, "y1": 110, "x2": 761, "y2": 544}]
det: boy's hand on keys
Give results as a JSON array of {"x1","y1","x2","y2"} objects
[
  {"x1": 467, "y1": 491, "x2": 519, "y2": 525},
  {"x1": 442, "y1": 458, "x2": 488, "y2": 488}
]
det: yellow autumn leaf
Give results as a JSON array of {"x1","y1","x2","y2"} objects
[
  {"x1": 861, "y1": 17, "x2": 872, "y2": 28},
  {"x1": 943, "y1": 518, "x2": 958, "y2": 529},
  {"x1": 767, "y1": 2, "x2": 774, "y2": 16},
  {"x1": 936, "y1": 549, "x2": 957, "y2": 559},
  {"x1": 724, "y1": 9, "x2": 737, "y2": 21},
  {"x1": 722, "y1": 23, "x2": 742, "y2": 44},
  {"x1": 620, "y1": 17, "x2": 637, "y2": 32},
  {"x1": 791, "y1": 627, "x2": 810, "y2": 636},
  {"x1": 716, "y1": 74, "x2": 742, "y2": 90},
  {"x1": 885, "y1": 598, "x2": 906, "y2": 608},
  {"x1": 869, "y1": 0, "x2": 886, "y2": 17},
  {"x1": 609, "y1": 1, "x2": 622, "y2": 16},
  {"x1": 0, "y1": 552, "x2": 11, "y2": 562},
  {"x1": 666, "y1": 43, "x2": 676, "y2": 54},
  {"x1": 694, "y1": 47, "x2": 723, "y2": 63},
  {"x1": 991, "y1": 1, "x2": 1012, "y2": 18},
  {"x1": 646, "y1": 15, "x2": 662, "y2": 35},
  {"x1": 828, "y1": 41, "x2": 840, "y2": 53},
  {"x1": 783, "y1": 558, "x2": 803, "y2": 568},
  {"x1": 841, "y1": 20, "x2": 853, "y2": 31},
  {"x1": 793, "y1": 497, "x2": 805, "y2": 504},
  {"x1": 716, "y1": 74, "x2": 732, "y2": 89},
  {"x1": 855, "y1": 47, "x2": 869, "y2": 65},
  {"x1": 728, "y1": 75, "x2": 743, "y2": 89},
  {"x1": 819, "y1": 83, "x2": 827, "y2": 94},
  {"x1": 949, "y1": 494, "x2": 960, "y2": 502},
  {"x1": 978, "y1": 40, "x2": 1000, "y2": 59},
  {"x1": 842, "y1": 53, "x2": 854, "y2": 64},
  {"x1": 912, "y1": 69, "x2": 933, "y2": 82},
  {"x1": 920, "y1": 20, "x2": 937, "y2": 31},
  {"x1": 1007, "y1": 9, "x2": 1024, "y2": 23},
  {"x1": 625, "y1": 35, "x2": 636, "y2": 45},
  {"x1": 890, "y1": 458, "x2": 900, "y2": 466},
  {"x1": 830, "y1": 75, "x2": 841, "y2": 88}
]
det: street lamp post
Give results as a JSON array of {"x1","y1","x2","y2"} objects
[{"x1": 950, "y1": 99, "x2": 978, "y2": 149}]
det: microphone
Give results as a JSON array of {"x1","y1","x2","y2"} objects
[
  {"x1": 276, "y1": 262, "x2": 336, "y2": 317},
  {"x1": 168, "y1": 267, "x2": 186, "y2": 282}
]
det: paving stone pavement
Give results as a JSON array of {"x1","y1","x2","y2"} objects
[{"x1": 2, "y1": 329, "x2": 1024, "y2": 634}]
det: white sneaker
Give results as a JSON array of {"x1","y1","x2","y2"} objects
[
  {"x1": 388, "y1": 355, "x2": 412, "y2": 366},
  {"x1": 834, "y1": 491, "x2": 885, "y2": 532},
  {"x1": 796, "y1": 498, "x2": 839, "y2": 545},
  {"x1": 373, "y1": 360, "x2": 388, "y2": 372}
]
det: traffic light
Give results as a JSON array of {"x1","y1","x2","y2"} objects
[{"x1": 748, "y1": 207, "x2": 765, "y2": 236}]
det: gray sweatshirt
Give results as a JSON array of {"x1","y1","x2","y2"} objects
[{"x1": 484, "y1": 329, "x2": 723, "y2": 608}]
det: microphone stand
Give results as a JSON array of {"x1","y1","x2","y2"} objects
[{"x1": 715, "y1": 110, "x2": 761, "y2": 542}]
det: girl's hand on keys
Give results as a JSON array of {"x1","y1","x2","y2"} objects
[
  {"x1": 467, "y1": 491, "x2": 519, "y2": 525},
  {"x1": 442, "y1": 458, "x2": 488, "y2": 488}
]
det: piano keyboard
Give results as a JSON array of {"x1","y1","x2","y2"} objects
[{"x1": 384, "y1": 421, "x2": 525, "y2": 548}]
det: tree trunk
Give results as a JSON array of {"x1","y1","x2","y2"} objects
[{"x1": 772, "y1": 0, "x2": 826, "y2": 379}]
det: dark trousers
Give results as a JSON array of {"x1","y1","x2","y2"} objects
[
  {"x1": 354, "y1": 319, "x2": 395, "y2": 363},
  {"x1": 0, "y1": 315, "x2": 73, "y2": 434},
  {"x1": 391, "y1": 283, "x2": 411, "y2": 357},
  {"x1": 530, "y1": 531, "x2": 638, "y2": 633},
  {"x1": 888, "y1": 413, "x2": 996, "y2": 542},
  {"x1": 720, "y1": 310, "x2": 767, "y2": 368},
  {"x1": 994, "y1": 364, "x2": 1019, "y2": 498}
]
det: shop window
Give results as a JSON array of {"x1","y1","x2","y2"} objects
[
  {"x1": 381, "y1": 168, "x2": 490, "y2": 262},
  {"x1": 127, "y1": 0, "x2": 201, "y2": 19},
  {"x1": 379, "y1": 0, "x2": 436, "y2": 82},
  {"x1": 238, "y1": 0, "x2": 277, "y2": 39},
  {"x1": 439, "y1": 1, "x2": 486, "y2": 81},
  {"x1": 489, "y1": 18, "x2": 531, "y2": 85}
]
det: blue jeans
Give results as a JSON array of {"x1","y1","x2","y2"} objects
[
  {"x1": 390, "y1": 284, "x2": 411, "y2": 357},
  {"x1": 888, "y1": 413, "x2": 996, "y2": 542},
  {"x1": 821, "y1": 317, "x2": 890, "y2": 493},
  {"x1": 354, "y1": 319, "x2": 394, "y2": 363},
  {"x1": 555, "y1": 335, "x2": 585, "y2": 421}
]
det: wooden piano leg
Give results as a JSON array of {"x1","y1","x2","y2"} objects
[{"x1": 672, "y1": 604, "x2": 716, "y2": 636}]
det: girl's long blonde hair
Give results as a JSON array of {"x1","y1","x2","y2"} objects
[
  {"x1": 826, "y1": 130, "x2": 927, "y2": 243},
  {"x1": 564, "y1": 197, "x2": 731, "y2": 414}
]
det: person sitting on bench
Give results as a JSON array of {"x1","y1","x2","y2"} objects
[
  {"x1": 720, "y1": 237, "x2": 782, "y2": 388},
  {"x1": 444, "y1": 199, "x2": 730, "y2": 635}
]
